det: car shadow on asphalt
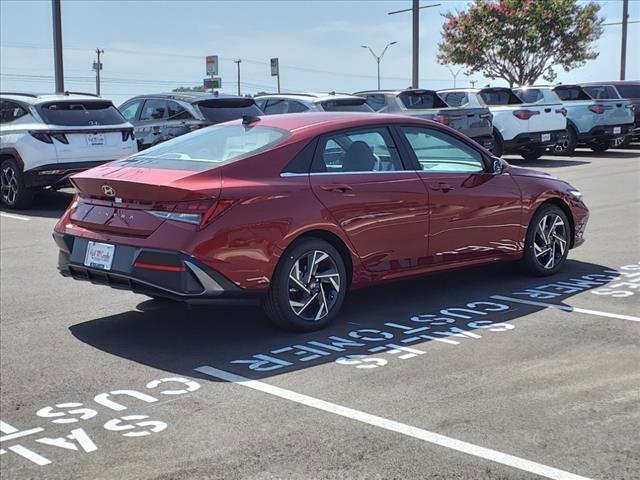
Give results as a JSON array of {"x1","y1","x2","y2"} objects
[
  {"x1": 0, "y1": 189, "x2": 73, "y2": 219},
  {"x1": 506, "y1": 158, "x2": 592, "y2": 168},
  {"x1": 69, "y1": 259, "x2": 618, "y2": 383}
]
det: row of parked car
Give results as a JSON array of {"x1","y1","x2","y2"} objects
[{"x1": 0, "y1": 81, "x2": 638, "y2": 208}]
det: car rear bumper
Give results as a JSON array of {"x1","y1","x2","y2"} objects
[
  {"x1": 24, "y1": 161, "x2": 111, "y2": 189},
  {"x1": 577, "y1": 124, "x2": 634, "y2": 143},
  {"x1": 54, "y1": 233, "x2": 263, "y2": 304},
  {"x1": 503, "y1": 129, "x2": 567, "y2": 152}
]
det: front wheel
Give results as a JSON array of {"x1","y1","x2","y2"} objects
[
  {"x1": 1, "y1": 159, "x2": 34, "y2": 209},
  {"x1": 522, "y1": 204, "x2": 570, "y2": 276},
  {"x1": 263, "y1": 238, "x2": 347, "y2": 332}
]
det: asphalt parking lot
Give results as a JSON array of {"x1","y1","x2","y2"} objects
[{"x1": 1, "y1": 147, "x2": 639, "y2": 480}]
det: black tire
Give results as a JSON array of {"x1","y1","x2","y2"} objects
[
  {"x1": 1, "y1": 159, "x2": 34, "y2": 209},
  {"x1": 589, "y1": 140, "x2": 610, "y2": 153},
  {"x1": 553, "y1": 126, "x2": 577, "y2": 156},
  {"x1": 522, "y1": 204, "x2": 570, "y2": 276},
  {"x1": 263, "y1": 237, "x2": 348, "y2": 332},
  {"x1": 490, "y1": 130, "x2": 503, "y2": 157},
  {"x1": 520, "y1": 147, "x2": 544, "y2": 160}
]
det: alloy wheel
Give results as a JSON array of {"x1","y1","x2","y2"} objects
[
  {"x1": 0, "y1": 165, "x2": 18, "y2": 205},
  {"x1": 533, "y1": 213, "x2": 567, "y2": 270},
  {"x1": 288, "y1": 249, "x2": 341, "y2": 321},
  {"x1": 553, "y1": 140, "x2": 568, "y2": 154}
]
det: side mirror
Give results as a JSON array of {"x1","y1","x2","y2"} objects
[{"x1": 491, "y1": 157, "x2": 504, "y2": 174}]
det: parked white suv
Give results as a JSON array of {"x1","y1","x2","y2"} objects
[
  {"x1": 255, "y1": 92, "x2": 373, "y2": 114},
  {"x1": 0, "y1": 92, "x2": 136, "y2": 208},
  {"x1": 439, "y1": 87, "x2": 567, "y2": 160}
]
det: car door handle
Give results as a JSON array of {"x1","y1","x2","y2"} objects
[
  {"x1": 320, "y1": 184, "x2": 353, "y2": 193},
  {"x1": 430, "y1": 182, "x2": 453, "y2": 192}
]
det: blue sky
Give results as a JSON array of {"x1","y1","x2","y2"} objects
[{"x1": 1, "y1": 0, "x2": 638, "y2": 105}]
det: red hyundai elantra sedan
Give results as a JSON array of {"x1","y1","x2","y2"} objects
[{"x1": 53, "y1": 112, "x2": 588, "y2": 331}]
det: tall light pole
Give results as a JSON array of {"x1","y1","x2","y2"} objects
[
  {"x1": 93, "y1": 48, "x2": 104, "y2": 96},
  {"x1": 234, "y1": 59, "x2": 242, "y2": 96},
  {"x1": 361, "y1": 41, "x2": 397, "y2": 89},
  {"x1": 51, "y1": 0, "x2": 64, "y2": 92},
  {"x1": 388, "y1": 1, "x2": 440, "y2": 89},
  {"x1": 446, "y1": 65, "x2": 461, "y2": 88},
  {"x1": 620, "y1": 0, "x2": 629, "y2": 80}
]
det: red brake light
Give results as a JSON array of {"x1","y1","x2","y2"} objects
[
  {"x1": 556, "y1": 108, "x2": 567, "y2": 117},
  {"x1": 513, "y1": 110, "x2": 539, "y2": 120},
  {"x1": 588, "y1": 105, "x2": 609, "y2": 114},
  {"x1": 150, "y1": 199, "x2": 234, "y2": 228},
  {"x1": 433, "y1": 114, "x2": 462, "y2": 126}
]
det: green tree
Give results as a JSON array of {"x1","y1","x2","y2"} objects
[
  {"x1": 437, "y1": 0, "x2": 604, "y2": 87},
  {"x1": 172, "y1": 85, "x2": 207, "y2": 93}
]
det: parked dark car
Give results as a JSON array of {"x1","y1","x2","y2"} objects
[
  {"x1": 118, "y1": 93, "x2": 263, "y2": 150},
  {"x1": 581, "y1": 81, "x2": 640, "y2": 146},
  {"x1": 354, "y1": 89, "x2": 494, "y2": 150}
]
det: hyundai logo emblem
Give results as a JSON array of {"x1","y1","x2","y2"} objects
[{"x1": 101, "y1": 185, "x2": 116, "y2": 197}]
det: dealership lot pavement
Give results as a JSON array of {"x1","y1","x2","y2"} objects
[{"x1": 1, "y1": 148, "x2": 639, "y2": 480}]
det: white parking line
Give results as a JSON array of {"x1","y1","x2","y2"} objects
[
  {"x1": 195, "y1": 366, "x2": 593, "y2": 480},
  {"x1": 490, "y1": 295, "x2": 640, "y2": 322},
  {"x1": 0, "y1": 212, "x2": 30, "y2": 221}
]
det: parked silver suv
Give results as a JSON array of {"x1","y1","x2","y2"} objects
[{"x1": 255, "y1": 93, "x2": 373, "y2": 114}]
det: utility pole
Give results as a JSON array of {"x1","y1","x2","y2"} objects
[
  {"x1": 621, "y1": 0, "x2": 628, "y2": 80},
  {"x1": 446, "y1": 66, "x2": 462, "y2": 88},
  {"x1": 388, "y1": 1, "x2": 440, "y2": 89},
  {"x1": 51, "y1": 0, "x2": 64, "y2": 92},
  {"x1": 93, "y1": 48, "x2": 104, "y2": 96},
  {"x1": 361, "y1": 41, "x2": 397, "y2": 90},
  {"x1": 234, "y1": 59, "x2": 242, "y2": 96},
  {"x1": 469, "y1": 79, "x2": 477, "y2": 88}
]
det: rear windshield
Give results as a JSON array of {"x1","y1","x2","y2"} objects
[
  {"x1": 439, "y1": 92, "x2": 468, "y2": 107},
  {"x1": 130, "y1": 124, "x2": 289, "y2": 164},
  {"x1": 320, "y1": 99, "x2": 372, "y2": 112},
  {"x1": 37, "y1": 101, "x2": 125, "y2": 126},
  {"x1": 514, "y1": 89, "x2": 544, "y2": 103},
  {"x1": 616, "y1": 84, "x2": 640, "y2": 99},
  {"x1": 583, "y1": 86, "x2": 621, "y2": 100},
  {"x1": 399, "y1": 91, "x2": 447, "y2": 109},
  {"x1": 478, "y1": 90, "x2": 522, "y2": 105},
  {"x1": 553, "y1": 87, "x2": 591, "y2": 101},
  {"x1": 195, "y1": 99, "x2": 263, "y2": 124}
]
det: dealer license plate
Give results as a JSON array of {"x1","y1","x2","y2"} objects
[
  {"x1": 84, "y1": 241, "x2": 115, "y2": 270},
  {"x1": 613, "y1": 127, "x2": 621, "y2": 135},
  {"x1": 86, "y1": 133, "x2": 105, "y2": 146},
  {"x1": 541, "y1": 133, "x2": 551, "y2": 142}
]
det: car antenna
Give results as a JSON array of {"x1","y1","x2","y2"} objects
[{"x1": 242, "y1": 114, "x2": 261, "y2": 125}]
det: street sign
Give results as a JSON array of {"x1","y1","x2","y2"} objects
[
  {"x1": 203, "y1": 77, "x2": 222, "y2": 89},
  {"x1": 206, "y1": 55, "x2": 218, "y2": 76},
  {"x1": 270, "y1": 58, "x2": 279, "y2": 77}
]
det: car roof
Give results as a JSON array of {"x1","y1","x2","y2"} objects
[
  {"x1": 254, "y1": 92, "x2": 363, "y2": 104},
  {"x1": 353, "y1": 89, "x2": 438, "y2": 96},
  {"x1": 223, "y1": 111, "x2": 433, "y2": 140},
  {"x1": 580, "y1": 80, "x2": 639, "y2": 87},
  {"x1": 0, "y1": 91, "x2": 107, "y2": 104},
  {"x1": 123, "y1": 92, "x2": 250, "y2": 104}
]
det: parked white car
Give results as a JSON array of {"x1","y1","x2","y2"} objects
[
  {"x1": 0, "y1": 92, "x2": 136, "y2": 208},
  {"x1": 255, "y1": 93, "x2": 373, "y2": 114},
  {"x1": 439, "y1": 87, "x2": 567, "y2": 159}
]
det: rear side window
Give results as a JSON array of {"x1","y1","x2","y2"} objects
[
  {"x1": 167, "y1": 100, "x2": 194, "y2": 120},
  {"x1": 478, "y1": 90, "x2": 522, "y2": 105},
  {"x1": 399, "y1": 91, "x2": 448, "y2": 109},
  {"x1": 131, "y1": 125, "x2": 289, "y2": 164},
  {"x1": 363, "y1": 94, "x2": 387, "y2": 111},
  {"x1": 616, "y1": 84, "x2": 640, "y2": 98},
  {"x1": 582, "y1": 86, "x2": 620, "y2": 100},
  {"x1": 515, "y1": 89, "x2": 544, "y2": 103},
  {"x1": 320, "y1": 99, "x2": 372, "y2": 112},
  {"x1": 553, "y1": 87, "x2": 591, "y2": 101},
  {"x1": 401, "y1": 126, "x2": 484, "y2": 173},
  {"x1": 0, "y1": 100, "x2": 28, "y2": 123},
  {"x1": 195, "y1": 99, "x2": 262, "y2": 123},
  {"x1": 440, "y1": 92, "x2": 468, "y2": 107},
  {"x1": 37, "y1": 100, "x2": 126, "y2": 126},
  {"x1": 262, "y1": 99, "x2": 289, "y2": 115}
]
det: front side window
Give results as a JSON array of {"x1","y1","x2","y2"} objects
[
  {"x1": 37, "y1": 100, "x2": 126, "y2": 126},
  {"x1": 120, "y1": 101, "x2": 142, "y2": 122},
  {"x1": 129, "y1": 124, "x2": 289, "y2": 164},
  {"x1": 167, "y1": 101, "x2": 193, "y2": 120},
  {"x1": 140, "y1": 99, "x2": 167, "y2": 121},
  {"x1": 401, "y1": 126, "x2": 484, "y2": 173},
  {"x1": 315, "y1": 127, "x2": 403, "y2": 173},
  {"x1": 0, "y1": 100, "x2": 28, "y2": 123}
]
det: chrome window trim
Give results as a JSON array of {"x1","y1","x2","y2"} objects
[{"x1": 280, "y1": 169, "x2": 492, "y2": 177}]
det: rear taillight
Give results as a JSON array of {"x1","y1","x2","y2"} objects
[
  {"x1": 121, "y1": 129, "x2": 135, "y2": 142},
  {"x1": 556, "y1": 108, "x2": 567, "y2": 117},
  {"x1": 589, "y1": 105, "x2": 611, "y2": 114},
  {"x1": 29, "y1": 131, "x2": 68, "y2": 144},
  {"x1": 513, "y1": 110, "x2": 539, "y2": 120},
  {"x1": 149, "y1": 199, "x2": 234, "y2": 228},
  {"x1": 433, "y1": 114, "x2": 462, "y2": 126}
]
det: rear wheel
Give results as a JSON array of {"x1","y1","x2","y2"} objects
[
  {"x1": 589, "y1": 140, "x2": 610, "y2": 152},
  {"x1": 520, "y1": 147, "x2": 544, "y2": 160},
  {"x1": 522, "y1": 204, "x2": 570, "y2": 276},
  {"x1": 553, "y1": 127, "x2": 577, "y2": 156},
  {"x1": 263, "y1": 238, "x2": 347, "y2": 332},
  {"x1": 1, "y1": 159, "x2": 34, "y2": 209}
]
